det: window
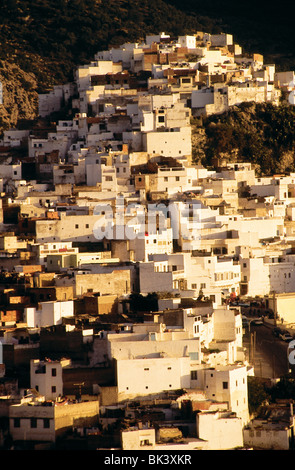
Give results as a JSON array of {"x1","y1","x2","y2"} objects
[
  {"x1": 43, "y1": 418, "x2": 50, "y2": 429},
  {"x1": 14, "y1": 418, "x2": 20, "y2": 428},
  {"x1": 51, "y1": 368, "x2": 57, "y2": 377},
  {"x1": 158, "y1": 116, "x2": 165, "y2": 123},
  {"x1": 194, "y1": 324, "x2": 199, "y2": 334},
  {"x1": 36, "y1": 364, "x2": 46, "y2": 374},
  {"x1": 176, "y1": 176, "x2": 180, "y2": 181},
  {"x1": 191, "y1": 370, "x2": 198, "y2": 380},
  {"x1": 31, "y1": 418, "x2": 37, "y2": 428},
  {"x1": 86, "y1": 224, "x2": 89, "y2": 229},
  {"x1": 222, "y1": 381, "x2": 228, "y2": 389},
  {"x1": 52, "y1": 386, "x2": 56, "y2": 393},
  {"x1": 75, "y1": 224, "x2": 79, "y2": 229},
  {"x1": 140, "y1": 440, "x2": 150, "y2": 446}
]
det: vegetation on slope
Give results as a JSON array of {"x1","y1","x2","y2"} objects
[
  {"x1": 0, "y1": 0, "x2": 221, "y2": 91},
  {"x1": 0, "y1": 0, "x2": 222, "y2": 133},
  {"x1": 1, "y1": 0, "x2": 295, "y2": 177},
  {"x1": 192, "y1": 102, "x2": 295, "y2": 176}
]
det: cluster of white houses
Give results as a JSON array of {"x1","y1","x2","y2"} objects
[{"x1": 1, "y1": 31, "x2": 295, "y2": 450}]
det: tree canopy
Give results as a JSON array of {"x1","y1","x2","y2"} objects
[{"x1": 194, "y1": 102, "x2": 295, "y2": 175}]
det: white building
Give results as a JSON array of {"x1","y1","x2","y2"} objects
[
  {"x1": 25, "y1": 300, "x2": 74, "y2": 328},
  {"x1": 192, "y1": 364, "x2": 249, "y2": 425},
  {"x1": 139, "y1": 252, "x2": 241, "y2": 299},
  {"x1": 30, "y1": 359, "x2": 70, "y2": 401},
  {"x1": 142, "y1": 126, "x2": 192, "y2": 161},
  {"x1": 116, "y1": 356, "x2": 191, "y2": 401},
  {"x1": 196, "y1": 410, "x2": 244, "y2": 450}
]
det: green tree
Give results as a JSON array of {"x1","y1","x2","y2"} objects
[
  {"x1": 247, "y1": 376, "x2": 270, "y2": 415},
  {"x1": 267, "y1": 376, "x2": 295, "y2": 402}
]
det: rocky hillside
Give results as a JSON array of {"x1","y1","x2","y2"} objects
[
  {"x1": 192, "y1": 102, "x2": 295, "y2": 176},
  {"x1": 0, "y1": 0, "x2": 294, "y2": 170},
  {"x1": 0, "y1": 60, "x2": 39, "y2": 132},
  {"x1": 0, "y1": 0, "x2": 222, "y2": 134}
]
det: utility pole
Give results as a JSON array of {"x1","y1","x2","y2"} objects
[
  {"x1": 272, "y1": 291, "x2": 277, "y2": 326},
  {"x1": 250, "y1": 330, "x2": 256, "y2": 364}
]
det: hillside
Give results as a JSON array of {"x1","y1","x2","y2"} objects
[
  {"x1": 1, "y1": 0, "x2": 295, "y2": 175},
  {"x1": 0, "y1": 0, "x2": 223, "y2": 133},
  {"x1": 192, "y1": 102, "x2": 295, "y2": 176},
  {"x1": 0, "y1": 0, "x2": 221, "y2": 90}
]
